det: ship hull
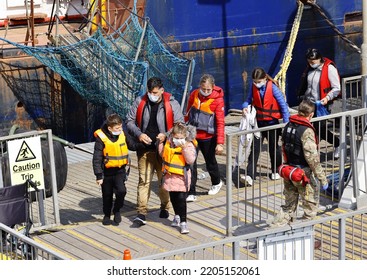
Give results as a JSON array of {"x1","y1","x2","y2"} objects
[
  {"x1": 146, "y1": 0, "x2": 362, "y2": 108},
  {"x1": 0, "y1": 0, "x2": 363, "y2": 143}
]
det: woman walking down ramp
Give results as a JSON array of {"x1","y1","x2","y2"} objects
[
  {"x1": 185, "y1": 74, "x2": 225, "y2": 200},
  {"x1": 241, "y1": 67, "x2": 290, "y2": 186}
]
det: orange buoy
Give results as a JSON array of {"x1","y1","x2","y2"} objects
[{"x1": 123, "y1": 249, "x2": 132, "y2": 260}]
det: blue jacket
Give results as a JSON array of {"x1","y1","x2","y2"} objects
[{"x1": 242, "y1": 83, "x2": 290, "y2": 123}]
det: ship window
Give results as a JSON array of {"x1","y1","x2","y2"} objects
[{"x1": 345, "y1": 12, "x2": 362, "y2": 23}]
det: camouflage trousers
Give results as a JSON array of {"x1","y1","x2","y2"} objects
[{"x1": 271, "y1": 175, "x2": 319, "y2": 226}]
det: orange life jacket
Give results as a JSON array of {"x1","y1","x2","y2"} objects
[
  {"x1": 187, "y1": 90, "x2": 216, "y2": 134},
  {"x1": 136, "y1": 92, "x2": 174, "y2": 131},
  {"x1": 94, "y1": 129, "x2": 129, "y2": 168},
  {"x1": 252, "y1": 81, "x2": 282, "y2": 121},
  {"x1": 161, "y1": 141, "x2": 187, "y2": 175}
]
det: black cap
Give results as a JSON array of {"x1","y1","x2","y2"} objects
[{"x1": 306, "y1": 48, "x2": 322, "y2": 60}]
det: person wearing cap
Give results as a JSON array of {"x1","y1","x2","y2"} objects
[{"x1": 297, "y1": 48, "x2": 341, "y2": 158}]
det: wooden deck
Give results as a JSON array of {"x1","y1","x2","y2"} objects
[{"x1": 30, "y1": 119, "x2": 340, "y2": 260}]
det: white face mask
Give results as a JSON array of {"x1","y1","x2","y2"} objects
[
  {"x1": 310, "y1": 63, "x2": 320, "y2": 69},
  {"x1": 111, "y1": 131, "x2": 121, "y2": 136},
  {"x1": 254, "y1": 81, "x2": 266, "y2": 89},
  {"x1": 199, "y1": 89, "x2": 211, "y2": 97},
  {"x1": 172, "y1": 138, "x2": 186, "y2": 147},
  {"x1": 148, "y1": 93, "x2": 160, "y2": 103}
]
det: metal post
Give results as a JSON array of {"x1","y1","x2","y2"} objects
[
  {"x1": 361, "y1": 0, "x2": 367, "y2": 75},
  {"x1": 338, "y1": 218, "x2": 346, "y2": 260},
  {"x1": 47, "y1": 130, "x2": 60, "y2": 225},
  {"x1": 226, "y1": 134, "x2": 233, "y2": 236},
  {"x1": 55, "y1": 0, "x2": 60, "y2": 46},
  {"x1": 30, "y1": 0, "x2": 35, "y2": 47},
  {"x1": 134, "y1": 18, "x2": 148, "y2": 62},
  {"x1": 180, "y1": 59, "x2": 195, "y2": 111}
]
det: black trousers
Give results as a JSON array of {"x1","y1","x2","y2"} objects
[
  {"x1": 189, "y1": 137, "x2": 221, "y2": 195},
  {"x1": 169, "y1": 191, "x2": 187, "y2": 223},
  {"x1": 313, "y1": 120, "x2": 340, "y2": 148},
  {"x1": 101, "y1": 170, "x2": 127, "y2": 217},
  {"x1": 246, "y1": 124, "x2": 282, "y2": 178}
]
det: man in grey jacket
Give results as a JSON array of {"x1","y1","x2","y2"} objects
[{"x1": 126, "y1": 77, "x2": 184, "y2": 226}]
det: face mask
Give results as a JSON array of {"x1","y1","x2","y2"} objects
[
  {"x1": 310, "y1": 63, "x2": 320, "y2": 69},
  {"x1": 111, "y1": 131, "x2": 122, "y2": 136},
  {"x1": 199, "y1": 89, "x2": 211, "y2": 97},
  {"x1": 254, "y1": 81, "x2": 266, "y2": 89},
  {"x1": 148, "y1": 93, "x2": 160, "y2": 103},
  {"x1": 172, "y1": 138, "x2": 186, "y2": 147}
]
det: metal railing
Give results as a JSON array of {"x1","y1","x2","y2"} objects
[
  {"x1": 137, "y1": 208, "x2": 367, "y2": 260},
  {"x1": 226, "y1": 107, "x2": 367, "y2": 234},
  {"x1": 0, "y1": 223, "x2": 67, "y2": 260}
]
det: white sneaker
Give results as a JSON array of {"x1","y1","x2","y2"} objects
[
  {"x1": 334, "y1": 146, "x2": 340, "y2": 159},
  {"x1": 171, "y1": 215, "x2": 180, "y2": 227},
  {"x1": 180, "y1": 222, "x2": 189, "y2": 234},
  {"x1": 186, "y1": 194, "x2": 197, "y2": 202},
  {"x1": 240, "y1": 175, "x2": 253, "y2": 186},
  {"x1": 270, "y1": 173, "x2": 280, "y2": 180},
  {"x1": 208, "y1": 181, "x2": 223, "y2": 195}
]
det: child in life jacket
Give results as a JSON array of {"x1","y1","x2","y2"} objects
[
  {"x1": 93, "y1": 113, "x2": 129, "y2": 226},
  {"x1": 158, "y1": 123, "x2": 197, "y2": 234}
]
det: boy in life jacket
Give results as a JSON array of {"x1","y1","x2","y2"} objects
[
  {"x1": 158, "y1": 123, "x2": 197, "y2": 234},
  {"x1": 93, "y1": 113, "x2": 129, "y2": 226},
  {"x1": 269, "y1": 99, "x2": 328, "y2": 227}
]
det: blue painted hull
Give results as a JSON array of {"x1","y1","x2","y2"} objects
[
  {"x1": 145, "y1": 0, "x2": 362, "y2": 108},
  {"x1": 0, "y1": 0, "x2": 362, "y2": 144}
]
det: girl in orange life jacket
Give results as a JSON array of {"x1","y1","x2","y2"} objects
[
  {"x1": 298, "y1": 48, "x2": 341, "y2": 158},
  {"x1": 93, "y1": 113, "x2": 128, "y2": 226},
  {"x1": 185, "y1": 74, "x2": 225, "y2": 199},
  {"x1": 158, "y1": 123, "x2": 197, "y2": 234},
  {"x1": 241, "y1": 67, "x2": 290, "y2": 185}
]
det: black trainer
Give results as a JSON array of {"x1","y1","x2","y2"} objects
[
  {"x1": 159, "y1": 209, "x2": 169, "y2": 218},
  {"x1": 133, "y1": 214, "x2": 146, "y2": 227},
  {"x1": 102, "y1": 216, "x2": 111, "y2": 226},
  {"x1": 113, "y1": 212, "x2": 122, "y2": 224}
]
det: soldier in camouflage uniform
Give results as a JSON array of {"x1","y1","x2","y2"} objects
[{"x1": 270, "y1": 99, "x2": 328, "y2": 227}]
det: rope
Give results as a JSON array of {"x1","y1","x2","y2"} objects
[
  {"x1": 274, "y1": 0, "x2": 304, "y2": 98},
  {"x1": 309, "y1": 1, "x2": 361, "y2": 54}
]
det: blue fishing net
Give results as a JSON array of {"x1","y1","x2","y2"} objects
[{"x1": 0, "y1": 0, "x2": 195, "y2": 122}]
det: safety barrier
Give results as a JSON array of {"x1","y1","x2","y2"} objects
[
  {"x1": 0, "y1": 223, "x2": 67, "y2": 260},
  {"x1": 137, "y1": 207, "x2": 367, "y2": 260}
]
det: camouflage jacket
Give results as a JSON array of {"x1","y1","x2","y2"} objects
[{"x1": 301, "y1": 127, "x2": 328, "y2": 186}]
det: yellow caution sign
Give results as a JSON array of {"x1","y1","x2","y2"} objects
[{"x1": 7, "y1": 136, "x2": 45, "y2": 190}]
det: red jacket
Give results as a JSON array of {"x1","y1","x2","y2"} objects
[
  {"x1": 252, "y1": 81, "x2": 282, "y2": 121},
  {"x1": 319, "y1": 57, "x2": 338, "y2": 99},
  {"x1": 185, "y1": 86, "x2": 225, "y2": 144}
]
